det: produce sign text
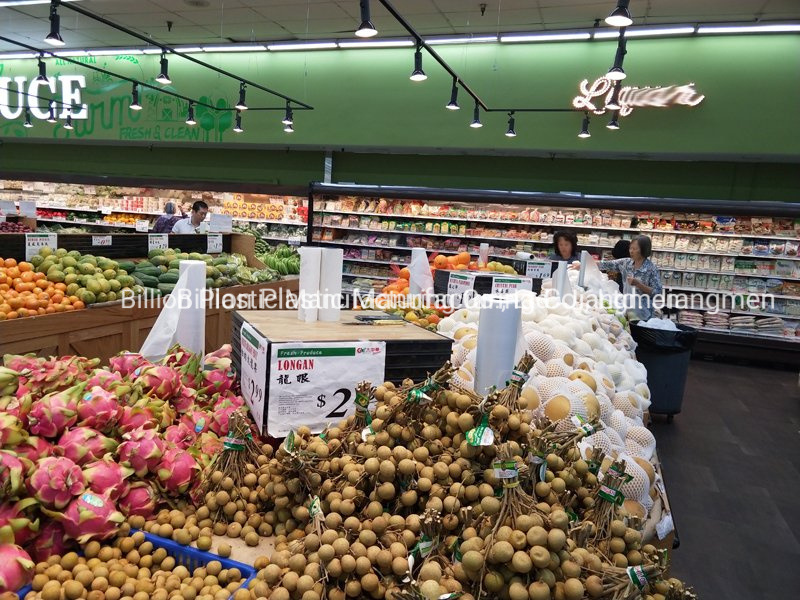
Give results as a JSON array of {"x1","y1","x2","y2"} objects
[
  {"x1": 573, "y1": 77, "x2": 705, "y2": 116},
  {"x1": 0, "y1": 75, "x2": 88, "y2": 120}
]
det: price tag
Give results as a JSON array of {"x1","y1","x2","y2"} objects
[
  {"x1": 18, "y1": 200, "x2": 37, "y2": 217},
  {"x1": 0, "y1": 200, "x2": 16, "y2": 215},
  {"x1": 207, "y1": 233, "x2": 223, "y2": 254},
  {"x1": 92, "y1": 235, "x2": 112, "y2": 247},
  {"x1": 491, "y1": 276, "x2": 533, "y2": 295},
  {"x1": 655, "y1": 513, "x2": 674, "y2": 540},
  {"x1": 100, "y1": 207, "x2": 113, "y2": 215},
  {"x1": 525, "y1": 260, "x2": 552, "y2": 279},
  {"x1": 287, "y1": 236, "x2": 304, "y2": 246},
  {"x1": 240, "y1": 322, "x2": 268, "y2": 434},
  {"x1": 267, "y1": 341, "x2": 386, "y2": 437},
  {"x1": 447, "y1": 272, "x2": 476, "y2": 296},
  {"x1": 148, "y1": 234, "x2": 169, "y2": 252},
  {"x1": 209, "y1": 213, "x2": 233, "y2": 233},
  {"x1": 135, "y1": 220, "x2": 149, "y2": 232},
  {"x1": 25, "y1": 233, "x2": 58, "y2": 260}
]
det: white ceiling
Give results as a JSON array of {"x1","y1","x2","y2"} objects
[{"x1": 0, "y1": 0, "x2": 798, "y2": 51}]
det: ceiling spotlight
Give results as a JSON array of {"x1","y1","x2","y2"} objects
[
  {"x1": 233, "y1": 111, "x2": 244, "y2": 133},
  {"x1": 606, "y1": 36, "x2": 627, "y2": 80},
  {"x1": 46, "y1": 102, "x2": 57, "y2": 124},
  {"x1": 185, "y1": 102, "x2": 196, "y2": 126},
  {"x1": 44, "y1": 1, "x2": 65, "y2": 47},
  {"x1": 606, "y1": 81, "x2": 622, "y2": 110},
  {"x1": 605, "y1": 0, "x2": 633, "y2": 28},
  {"x1": 63, "y1": 112, "x2": 73, "y2": 130},
  {"x1": 410, "y1": 44, "x2": 427, "y2": 82},
  {"x1": 282, "y1": 103, "x2": 294, "y2": 126},
  {"x1": 607, "y1": 111, "x2": 621, "y2": 129},
  {"x1": 355, "y1": 0, "x2": 378, "y2": 38},
  {"x1": 578, "y1": 114, "x2": 591, "y2": 138},
  {"x1": 130, "y1": 83, "x2": 142, "y2": 110},
  {"x1": 235, "y1": 82, "x2": 247, "y2": 111},
  {"x1": 446, "y1": 78, "x2": 460, "y2": 110},
  {"x1": 470, "y1": 102, "x2": 482, "y2": 128},
  {"x1": 23, "y1": 109, "x2": 33, "y2": 128},
  {"x1": 156, "y1": 53, "x2": 171, "y2": 85},
  {"x1": 505, "y1": 113, "x2": 517, "y2": 137},
  {"x1": 35, "y1": 57, "x2": 48, "y2": 82},
  {"x1": 283, "y1": 122, "x2": 294, "y2": 134}
]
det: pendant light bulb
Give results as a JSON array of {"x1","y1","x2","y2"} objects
[
  {"x1": 446, "y1": 79, "x2": 460, "y2": 110},
  {"x1": 578, "y1": 114, "x2": 591, "y2": 138},
  {"x1": 505, "y1": 113, "x2": 516, "y2": 137},
  {"x1": 606, "y1": 81, "x2": 622, "y2": 110},
  {"x1": 470, "y1": 103, "x2": 482, "y2": 128},
  {"x1": 235, "y1": 82, "x2": 248, "y2": 111},
  {"x1": 44, "y1": 2, "x2": 65, "y2": 47},
  {"x1": 23, "y1": 109, "x2": 33, "y2": 128},
  {"x1": 355, "y1": 0, "x2": 378, "y2": 38},
  {"x1": 233, "y1": 111, "x2": 244, "y2": 133},
  {"x1": 35, "y1": 58, "x2": 48, "y2": 83},
  {"x1": 410, "y1": 46, "x2": 427, "y2": 82},
  {"x1": 46, "y1": 102, "x2": 57, "y2": 124},
  {"x1": 606, "y1": 38, "x2": 627, "y2": 80},
  {"x1": 63, "y1": 112, "x2": 73, "y2": 130},
  {"x1": 607, "y1": 111, "x2": 621, "y2": 130},
  {"x1": 605, "y1": 0, "x2": 633, "y2": 27},
  {"x1": 130, "y1": 83, "x2": 142, "y2": 111},
  {"x1": 284, "y1": 122, "x2": 294, "y2": 134},
  {"x1": 156, "y1": 53, "x2": 171, "y2": 85},
  {"x1": 282, "y1": 104, "x2": 294, "y2": 126},
  {"x1": 185, "y1": 102, "x2": 196, "y2": 126}
]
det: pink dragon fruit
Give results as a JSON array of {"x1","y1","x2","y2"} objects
[
  {"x1": 0, "y1": 414, "x2": 27, "y2": 448},
  {"x1": 0, "y1": 451, "x2": 32, "y2": 499},
  {"x1": 53, "y1": 492, "x2": 124, "y2": 544},
  {"x1": 197, "y1": 368, "x2": 235, "y2": 398},
  {"x1": 0, "y1": 498, "x2": 39, "y2": 546},
  {"x1": 0, "y1": 395, "x2": 32, "y2": 428},
  {"x1": 82, "y1": 457, "x2": 134, "y2": 502},
  {"x1": 117, "y1": 428, "x2": 165, "y2": 477},
  {"x1": 178, "y1": 353, "x2": 203, "y2": 390},
  {"x1": 108, "y1": 352, "x2": 150, "y2": 378},
  {"x1": 76, "y1": 386, "x2": 121, "y2": 432},
  {"x1": 118, "y1": 482, "x2": 158, "y2": 518},
  {"x1": 194, "y1": 432, "x2": 223, "y2": 469},
  {"x1": 11, "y1": 437, "x2": 52, "y2": 465},
  {"x1": 116, "y1": 406, "x2": 158, "y2": 434},
  {"x1": 157, "y1": 447, "x2": 199, "y2": 496},
  {"x1": 25, "y1": 521, "x2": 69, "y2": 563},
  {"x1": 84, "y1": 368, "x2": 123, "y2": 390},
  {"x1": 58, "y1": 428, "x2": 118, "y2": 466},
  {"x1": 172, "y1": 385, "x2": 197, "y2": 414},
  {"x1": 0, "y1": 537, "x2": 35, "y2": 593},
  {"x1": 162, "y1": 344, "x2": 193, "y2": 368},
  {"x1": 26, "y1": 456, "x2": 85, "y2": 509},
  {"x1": 27, "y1": 383, "x2": 86, "y2": 438},
  {"x1": 164, "y1": 422, "x2": 196, "y2": 449},
  {"x1": 1, "y1": 355, "x2": 40, "y2": 373},
  {"x1": 203, "y1": 344, "x2": 231, "y2": 368},
  {"x1": 179, "y1": 409, "x2": 212, "y2": 435},
  {"x1": 133, "y1": 365, "x2": 181, "y2": 401}
]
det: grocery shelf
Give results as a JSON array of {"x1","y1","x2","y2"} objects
[
  {"x1": 691, "y1": 326, "x2": 800, "y2": 343},
  {"x1": 36, "y1": 217, "x2": 142, "y2": 230},
  {"x1": 664, "y1": 285, "x2": 800, "y2": 300},
  {"x1": 36, "y1": 204, "x2": 306, "y2": 225},
  {"x1": 342, "y1": 273, "x2": 393, "y2": 280},
  {"x1": 234, "y1": 217, "x2": 307, "y2": 225},
  {"x1": 342, "y1": 256, "x2": 401, "y2": 265},
  {"x1": 313, "y1": 238, "x2": 480, "y2": 256}
]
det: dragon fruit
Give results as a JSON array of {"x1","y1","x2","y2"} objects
[
  {"x1": 109, "y1": 352, "x2": 150, "y2": 378},
  {"x1": 0, "y1": 537, "x2": 34, "y2": 593},
  {"x1": 11, "y1": 437, "x2": 52, "y2": 465},
  {"x1": 0, "y1": 498, "x2": 39, "y2": 547},
  {"x1": 194, "y1": 432, "x2": 223, "y2": 469},
  {"x1": 27, "y1": 383, "x2": 86, "y2": 438},
  {"x1": 179, "y1": 409, "x2": 212, "y2": 435},
  {"x1": 26, "y1": 456, "x2": 85, "y2": 509},
  {"x1": 76, "y1": 387, "x2": 121, "y2": 432},
  {"x1": 117, "y1": 428, "x2": 165, "y2": 477},
  {"x1": 164, "y1": 422, "x2": 196, "y2": 449},
  {"x1": 162, "y1": 344, "x2": 193, "y2": 368},
  {"x1": 118, "y1": 482, "x2": 158, "y2": 518},
  {"x1": 84, "y1": 368, "x2": 122, "y2": 390},
  {"x1": 25, "y1": 521, "x2": 68, "y2": 563},
  {"x1": 53, "y1": 492, "x2": 124, "y2": 544},
  {"x1": 116, "y1": 406, "x2": 158, "y2": 434},
  {"x1": 58, "y1": 428, "x2": 118, "y2": 466},
  {"x1": 0, "y1": 414, "x2": 27, "y2": 448},
  {"x1": 203, "y1": 345, "x2": 231, "y2": 368},
  {"x1": 0, "y1": 365, "x2": 26, "y2": 399},
  {"x1": 172, "y1": 385, "x2": 197, "y2": 414},
  {"x1": 197, "y1": 368, "x2": 235, "y2": 397},
  {"x1": 210, "y1": 395, "x2": 245, "y2": 436},
  {"x1": 157, "y1": 447, "x2": 199, "y2": 496},
  {"x1": 82, "y1": 457, "x2": 133, "y2": 502},
  {"x1": 133, "y1": 365, "x2": 181, "y2": 400},
  {"x1": 0, "y1": 451, "x2": 32, "y2": 499},
  {"x1": 0, "y1": 395, "x2": 32, "y2": 428},
  {"x1": 178, "y1": 353, "x2": 203, "y2": 390}
]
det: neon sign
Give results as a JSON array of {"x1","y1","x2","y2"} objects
[
  {"x1": 0, "y1": 75, "x2": 88, "y2": 120},
  {"x1": 573, "y1": 77, "x2": 705, "y2": 116}
]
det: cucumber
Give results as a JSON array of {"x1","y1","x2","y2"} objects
[
  {"x1": 136, "y1": 274, "x2": 160, "y2": 288},
  {"x1": 158, "y1": 283, "x2": 176, "y2": 295}
]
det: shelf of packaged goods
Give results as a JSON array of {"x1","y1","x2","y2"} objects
[
  {"x1": 314, "y1": 238, "x2": 481, "y2": 256},
  {"x1": 663, "y1": 285, "x2": 800, "y2": 300},
  {"x1": 691, "y1": 326, "x2": 800, "y2": 342},
  {"x1": 658, "y1": 267, "x2": 800, "y2": 282},
  {"x1": 36, "y1": 217, "x2": 142, "y2": 230},
  {"x1": 343, "y1": 256, "x2": 403, "y2": 266},
  {"x1": 342, "y1": 273, "x2": 393, "y2": 281},
  {"x1": 315, "y1": 210, "x2": 800, "y2": 242},
  {"x1": 233, "y1": 217, "x2": 307, "y2": 226},
  {"x1": 37, "y1": 204, "x2": 164, "y2": 216},
  {"x1": 654, "y1": 248, "x2": 800, "y2": 261}
]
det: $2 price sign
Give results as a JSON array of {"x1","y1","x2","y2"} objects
[{"x1": 239, "y1": 323, "x2": 268, "y2": 434}]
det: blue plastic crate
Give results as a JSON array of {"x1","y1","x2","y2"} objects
[{"x1": 16, "y1": 529, "x2": 257, "y2": 600}]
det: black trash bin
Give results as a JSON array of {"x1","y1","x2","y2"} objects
[{"x1": 630, "y1": 323, "x2": 698, "y2": 422}]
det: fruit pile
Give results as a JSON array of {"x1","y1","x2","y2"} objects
[
  {"x1": 0, "y1": 222, "x2": 32, "y2": 234},
  {"x1": 257, "y1": 245, "x2": 300, "y2": 276},
  {"x1": 431, "y1": 252, "x2": 518, "y2": 275}
]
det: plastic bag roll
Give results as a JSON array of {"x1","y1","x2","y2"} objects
[
  {"x1": 319, "y1": 248, "x2": 344, "y2": 322},
  {"x1": 479, "y1": 243, "x2": 489, "y2": 267},
  {"x1": 554, "y1": 261, "x2": 572, "y2": 298},
  {"x1": 298, "y1": 246, "x2": 322, "y2": 322},
  {"x1": 578, "y1": 250, "x2": 590, "y2": 288},
  {"x1": 409, "y1": 248, "x2": 434, "y2": 295},
  {"x1": 474, "y1": 296, "x2": 522, "y2": 394}
]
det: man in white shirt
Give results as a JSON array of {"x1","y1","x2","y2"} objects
[{"x1": 172, "y1": 201, "x2": 209, "y2": 234}]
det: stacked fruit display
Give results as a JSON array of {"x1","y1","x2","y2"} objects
[
  {"x1": 256, "y1": 245, "x2": 300, "y2": 276},
  {"x1": 0, "y1": 222, "x2": 32, "y2": 234}
]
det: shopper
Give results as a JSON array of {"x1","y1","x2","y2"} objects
[
  {"x1": 548, "y1": 230, "x2": 580, "y2": 263},
  {"x1": 595, "y1": 235, "x2": 663, "y2": 320},
  {"x1": 152, "y1": 202, "x2": 182, "y2": 233},
  {"x1": 172, "y1": 200, "x2": 209, "y2": 234}
]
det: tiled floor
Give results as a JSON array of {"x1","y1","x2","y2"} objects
[{"x1": 650, "y1": 359, "x2": 800, "y2": 599}]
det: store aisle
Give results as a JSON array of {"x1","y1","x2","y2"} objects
[{"x1": 651, "y1": 360, "x2": 800, "y2": 599}]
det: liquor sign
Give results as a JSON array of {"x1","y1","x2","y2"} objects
[
  {"x1": 573, "y1": 77, "x2": 705, "y2": 117},
  {"x1": 0, "y1": 75, "x2": 88, "y2": 121}
]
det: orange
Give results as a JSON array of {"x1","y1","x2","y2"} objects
[
  {"x1": 64, "y1": 304, "x2": 75, "y2": 311},
  {"x1": 427, "y1": 314, "x2": 441, "y2": 325},
  {"x1": 32, "y1": 272, "x2": 45, "y2": 281},
  {"x1": 18, "y1": 262, "x2": 33, "y2": 273},
  {"x1": 53, "y1": 304, "x2": 65, "y2": 313},
  {"x1": 24, "y1": 297, "x2": 39, "y2": 311},
  {"x1": 72, "y1": 300, "x2": 85, "y2": 310},
  {"x1": 54, "y1": 283, "x2": 67, "y2": 292},
  {"x1": 35, "y1": 280, "x2": 49, "y2": 290},
  {"x1": 433, "y1": 255, "x2": 449, "y2": 269},
  {"x1": 51, "y1": 293, "x2": 64, "y2": 305},
  {"x1": 6, "y1": 267, "x2": 19, "y2": 279},
  {"x1": 454, "y1": 264, "x2": 467, "y2": 270},
  {"x1": 7, "y1": 297, "x2": 23, "y2": 310},
  {"x1": 20, "y1": 271, "x2": 34, "y2": 283},
  {"x1": 68, "y1": 295, "x2": 80, "y2": 305},
  {"x1": 6, "y1": 311, "x2": 18, "y2": 319},
  {"x1": 456, "y1": 252, "x2": 471, "y2": 265},
  {"x1": 399, "y1": 267, "x2": 410, "y2": 280},
  {"x1": 17, "y1": 308, "x2": 29, "y2": 318},
  {"x1": 45, "y1": 306, "x2": 55, "y2": 314},
  {"x1": 3, "y1": 258, "x2": 17, "y2": 268}
]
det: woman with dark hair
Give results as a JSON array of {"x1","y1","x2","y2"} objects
[
  {"x1": 548, "y1": 230, "x2": 580, "y2": 263},
  {"x1": 596, "y1": 235, "x2": 663, "y2": 319}
]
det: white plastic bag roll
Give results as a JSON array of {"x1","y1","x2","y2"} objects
[
  {"x1": 474, "y1": 296, "x2": 522, "y2": 394},
  {"x1": 298, "y1": 247, "x2": 322, "y2": 322},
  {"x1": 479, "y1": 243, "x2": 489, "y2": 267},
  {"x1": 319, "y1": 248, "x2": 344, "y2": 322},
  {"x1": 408, "y1": 247, "x2": 433, "y2": 295},
  {"x1": 553, "y1": 261, "x2": 573, "y2": 298}
]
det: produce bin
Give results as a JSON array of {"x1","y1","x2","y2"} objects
[{"x1": 631, "y1": 323, "x2": 698, "y2": 422}]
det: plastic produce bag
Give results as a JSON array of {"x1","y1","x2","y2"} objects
[
  {"x1": 408, "y1": 248, "x2": 434, "y2": 295},
  {"x1": 638, "y1": 318, "x2": 679, "y2": 331},
  {"x1": 630, "y1": 322, "x2": 697, "y2": 352}
]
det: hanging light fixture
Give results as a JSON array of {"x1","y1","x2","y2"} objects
[
  {"x1": 355, "y1": 0, "x2": 378, "y2": 38},
  {"x1": 282, "y1": 103, "x2": 294, "y2": 126},
  {"x1": 35, "y1": 56, "x2": 48, "y2": 82},
  {"x1": 44, "y1": 0, "x2": 65, "y2": 47},
  {"x1": 233, "y1": 111, "x2": 244, "y2": 133},
  {"x1": 606, "y1": 35, "x2": 627, "y2": 80},
  {"x1": 235, "y1": 82, "x2": 248, "y2": 111},
  {"x1": 63, "y1": 111, "x2": 73, "y2": 130},
  {"x1": 606, "y1": 81, "x2": 622, "y2": 110},
  {"x1": 578, "y1": 114, "x2": 591, "y2": 138},
  {"x1": 470, "y1": 102, "x2": 482, "y2": 128},
  {"x1": 185, "y1": 102, "x2": 196, "y2": 125},
  {"x1": 23, "y1": 109, "x2": 33, "y2": 128},
  {"x1": 410, "y1": 43, "x2": 427, "y2": 81},
  {"x1": 46, "y1": 101, "x2": 57, "y2": 123},
  {"x1": 505, "y1": 112, "x2": 517, "y2": 137},
  {"x1": 130, "y1": 83, "x2": 142, "y2": 110},
  {"x1": 446, "y1": 78, "x2": 460, "y2": 110},
  {"x1": 607, "y1": 111, "x2": 620, "y2": 129},
  {"x1": 156, "y1": 52, "x2": 171, "y2": 85},
  {"x1": 605, "y1": 0, "x2": 633, "y2": 28}
]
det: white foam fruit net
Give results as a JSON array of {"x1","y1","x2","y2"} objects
[
  {"x1": 535, "y1": 376, "x2": 572, "y2": 401},
  {"x1": 525, "y1": 332, "x2": 556, "y2": 362},
  {"x1": 584, "y1": 431, "x2": 615, "y2": 457},
  {"x1": 451, "y1": 369, "x2": 475, "y2": 392},
  {"x1": 608, "y1": 410, "x2": 630, "y2": 439},
  {"x1": 545, "y1": 359, "x2": 572, "y2": 378},
  {"x1": 613, "y1": 392, "x2": 641, "y2": 419},
  {"x1": 618, "y1": 455, "x2": 653, "y2": 515},
  {"x1": 598, "y1": 393, "x2": 615, "y2": 422},
  {"x1": 451, "y1": 342, "x2": 471, "y2": 368},
  {"x1": 626, "y1": 426, "x2": 656, "y2": 460}
]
